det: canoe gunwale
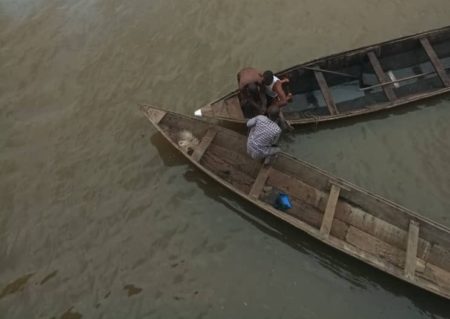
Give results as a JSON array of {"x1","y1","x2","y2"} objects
[{"x1": 142, "y1": 105, "x2": 450, "y2": 300}]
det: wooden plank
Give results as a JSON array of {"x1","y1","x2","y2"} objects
[
  {"x1": 191, "y1": 128, "x2": 217, "y2": 162},
  {"x1": 420, "y1": 37, "x2": 450, "y2": 87},
  {"x1": 320, "y1": 184, "x2": 341, "y2": 236},
  {"x1": 346, "y1": 226, "x2": 405, "y2": 268},
  {"x1": 201, "y1": 103, "x2": 214, "y2": 117},
  {"x1": 314, "y1": 69, "x2": 339, "y2": 115},
  {"x1": 428, "y1": 244, "x2": 450, "y2": 271},
  {"x1": 214, "y1": 100, "x2": 231, "y2": 118},
  {"x1": 405, "y1": 220, "x2": 420, "y2": 279},
  {"x1": 207, "y1": 144, "x2": 261, "y2": 178},
  {"x1": 225, "y1": 96, "x2": 245, "y2": 120},
  {"x1": 335, "y1": 203, "x2": 431, "y2": 256},
  {"x1": 142, "y1": 106, "x2": 166, "y2": 124},
  {"x1": 367, "y1": 51, "x2": 397, "y2": 101},
  {"x1": 249, "y1": 166, "x2": 271, "y2": 198}
]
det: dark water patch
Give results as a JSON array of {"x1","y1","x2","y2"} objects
[
  {"x1": 40, "y1": 270, "x2": 58, "y2": 285},
  {"x1": 150, "y1": 133, "x2": 186, "y2": 167},
  {"x1": 0, "y1": 273, "x2": 33, "y2": 299},
  {"x1": 60, "y1": 307, "x2": 82, "y2": 319},
  {"x1": 123, "y1": 284, "x2": 142, "y2": 297}
]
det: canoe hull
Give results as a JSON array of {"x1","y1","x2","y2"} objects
[{"x1": 143, "y1": 105, "x2": 450, "y2": 300}]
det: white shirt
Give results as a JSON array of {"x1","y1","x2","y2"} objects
[{"x1": 265, "y1": 75, "x2": 281, "y2": 98}]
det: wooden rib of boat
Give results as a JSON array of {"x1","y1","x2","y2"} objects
[
  {"x1": 142, "y1": 105, "x2": 450, "y2": 299},
  {"x1": 194, "y1": 25, "x2": 450, "y2": 126}
]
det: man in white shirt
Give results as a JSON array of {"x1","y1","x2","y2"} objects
[{"x1": 262, "y1": 70, "x2": 293, "y2": 107}]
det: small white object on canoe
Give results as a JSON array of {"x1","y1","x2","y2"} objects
[{"x1": 194, "y1": 109, "x2": 202, "y2": 117}]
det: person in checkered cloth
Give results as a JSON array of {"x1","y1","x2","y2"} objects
[{"x1": 246, "y1": 105, "x2": 282, "y2": 162}]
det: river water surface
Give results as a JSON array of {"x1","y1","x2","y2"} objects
[{"x1": 1, "y1": 0, "x2": 450, "y2": 318}]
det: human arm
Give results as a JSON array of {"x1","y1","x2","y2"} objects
[
  {"x1": 273, "y1": 81, "x2": 291, "y2": 107},
  {"x1": 246, "y1": 116, "x2": 258, "y2": 128}
]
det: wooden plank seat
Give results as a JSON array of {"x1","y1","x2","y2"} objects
[
  {"x1": 420, "y1": 37, "x2": 450, "y2": 87},
  {"x1": 367, "y1": 51, "x2": 397, "y2": 101},
  {"x1": 314, "y1": 68, "x2": 339, "y2": 115},
  {"x1": 405, "y1": 220, "x2": 420, "y2": 279},
  {"x1": 191, "y1": 128, "x2": 217, "y2": 162},
  {"x1": 249, "y1": 166, "x2": 272, "y2": 199}
]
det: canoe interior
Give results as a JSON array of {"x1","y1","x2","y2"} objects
[
  {"x1": 282, "y1": 31, "x2": 450, "y2": 117},
  {"x1": 153, "y1": 109, "x2": 450, "y2": 299},
  {"x1": 207, "y1": 26, "x2": 450, "y2": 123}
]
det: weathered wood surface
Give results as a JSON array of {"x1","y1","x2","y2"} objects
[
  {"x1": 225, "y1": 96, "x2": 244, "y2": 120},
  {"x1": 404, "y1": 220, "x2": 420, "y2": 279},
  {"x1": 143, "y1": 107, "x2": 166, "y2": 124},
  {"x1": 420, "y1": 37, "x2": 450, "y2": 87},
  {"x1": 314, "y1": 70, "x2": 339, "y2": 115},
  {"x1": 249, "y1": 166, "x2": 271, "y2": 198},
  {"x1": 191, "y1": 128, "x2": 217, "y2": 162},
  {"x1": 367, "y1": 51, "x2": 397, "y2": 101},
  {"x1": 320, "y1": 184, "x2": 341, "y2": 236}
]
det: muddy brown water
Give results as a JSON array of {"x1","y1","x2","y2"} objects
[{"x1": 1, "y1": 0, "x2": 450, "y2": 318}]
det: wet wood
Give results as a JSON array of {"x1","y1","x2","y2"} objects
[
  {"x1": 314, "y1": 69, "x2": 339, "y2": 115},
  {"x1": 249, "y1": 166, "x2": 271, "y2": 198},
  {"x1": 191, "y1": 128, "x2": 217, "y2": 162},
  {"x1": 404, "y1": 220, "x2": 420, "y2": 279},
  {"x1": 367, "y1": 51, "x2": 397, "y2": 101},
  {"x1": 320, "y1": 184, "x2": 341, "y2": 236},
  {"x1": 420, "y1": 37, "x2": 450, "y2": 87}
]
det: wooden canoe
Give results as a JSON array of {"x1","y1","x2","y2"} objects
[
  {"x1": 194, "y1": 25, "x2": 450, "y2": 126},
  {"x1": 142, "y1": 105, "x2": 450, "y2": 299}
]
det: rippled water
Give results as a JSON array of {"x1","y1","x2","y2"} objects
[{"x1": 1, "y1": 0, "x2": 450, "y2": 318}]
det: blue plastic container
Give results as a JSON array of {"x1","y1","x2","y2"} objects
[{"x1": 276, "y1": 193, "x2": 292, "y2": 211}]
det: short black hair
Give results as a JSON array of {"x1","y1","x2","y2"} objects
[
  {"x1": 263, "y1": 70, "x2": 274, "y2": 85},
  {"x1": 267, "y1": 105, "x2": 280, "y2": 121}
]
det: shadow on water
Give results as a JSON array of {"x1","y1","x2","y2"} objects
[
  {"x1": 181, "y1": 166, "x2": 450, "y2": 316},
  {"x1": 150, "y1": 132, "x2": 186, "y2": 167}
]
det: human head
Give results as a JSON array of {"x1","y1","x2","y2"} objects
[
  {"x1": 267, "y1": 105, "x2": 280, "y2": 121},
  {"x1": 263, "y1": 70, "x2": 274, "y2": 85},
  {"x1": 247, "y1": 82, "x2": 261, "y2": 98}
]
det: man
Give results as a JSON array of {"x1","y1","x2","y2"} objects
[
  {"x1": 262, "y1": 70, "x2": 293, "y2": 107},
  {"x1": 246, "y1": 105, "x2": 282, "y2": 163},
  {"x1": 237, "y1": 67, "x2": 263, "y2": 89},
  {"x1": 240, "y1": 82, "x2": 267, "y2": 117},
  {"x1": 237, "y1": 67, "x2": 267, "y2": 118}
]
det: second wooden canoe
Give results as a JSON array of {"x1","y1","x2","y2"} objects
[{"x1": 194, "y1": 25, "x2": 450, "y2": 126}]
